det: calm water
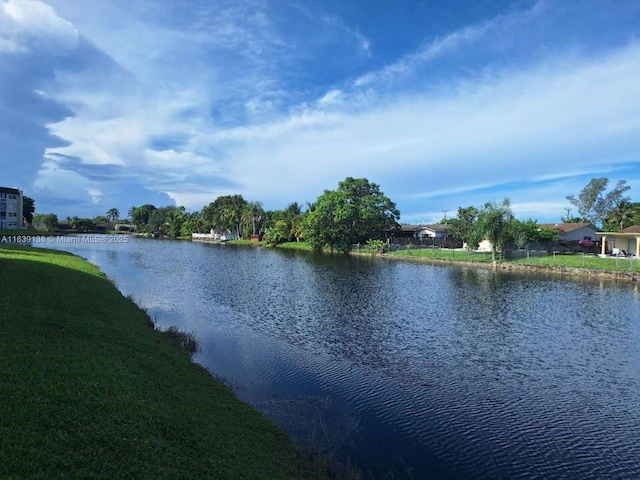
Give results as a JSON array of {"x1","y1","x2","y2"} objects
[{"x1": 37, "y1": 236, "x2": 640, "y2": 479}]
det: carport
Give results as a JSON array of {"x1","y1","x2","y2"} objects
[{"x1": 598, "y1": 226, "x2": 640, "y2": 257}]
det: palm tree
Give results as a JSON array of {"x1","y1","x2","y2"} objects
[
  {"x1": 605, "y1": 200, "x2": 640, "y2": 231},
  {"x1": 474, "y1": 198, "x2": 514, "y2": 262},
  {"x1": 107, "y1": 208, "x2": 120, "y2": 223},
  {"x1": 241, "y1": 201, "x2": 264, "y2": 236}
]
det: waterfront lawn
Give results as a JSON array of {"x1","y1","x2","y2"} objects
[
  {"x1": 275, "y1": 241, "x2": 313, "y2": 251},
  {"x1": 385, "y1": 247, "x2": 640, "y2": 273},
  {"x1": 385, "y1": 247, "x2": 495, "y2": 263},
  {"x1": 227, "y1": 239, "x2": 262, "y2": 246},
  {"x1": 225, "y1": 240, "x2": 313, "y2": 251},
  {"x1": 513, "y1": 253, "x2": 640, "y2": 272},
  {"x1": 0, "y1": 245, "x2": 329, "y2": 479}
]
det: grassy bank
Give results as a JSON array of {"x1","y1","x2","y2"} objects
[
  {"x1": 0, "y1": 245, "x2": 331, "y2": 479},
  {"x1": 275, "y1": 241, "x2": 313, "y2": 251},
  {"x1": 225, "y1": 240, "x2": 313, "y2": 251},
  {"x1": 384, "y1": 247, "x2": 640, "y2": 276}
]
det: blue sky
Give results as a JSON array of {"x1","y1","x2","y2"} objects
[{"x1": 1, "y1": 0, "x2": 639, "y2": 223}]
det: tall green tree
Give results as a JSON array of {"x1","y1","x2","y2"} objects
[
  {"x1": 129, "y1": 204, "x2": 156, "y2": 230},
  {"x1": 448, "y1": 206, "x2": 480, "y2": 250},
  {"x1": 72, "y1": 218, "x2": 96, "y2": 232},
  {"x1": 180, "y1": 211, "x2": 206, "y2": 236},
  {"x1": 566, "y1": 177, "x2": 630, "y2": 227},
  {"x1": 33, "y1": 213, "x2": 59, "y2": 231},
  {"x1": 505, "y1": 219, "x2": 559, "y2": 249},
  {"x1": 202, "y1": 195, "x2": 247, "y2": 236},
  {"x1": 165, "y1": 206, "x2": 186, "y2": 237},
  {"x1": 474, "y1": 198, "x2": 514, "y2": 262},
  {"x1": 241, "y1": 201, "x2": 264, "y2": 236},
  {"x1": 22, "y1": 196, "x2": 35, "y2": 225},
  {"x1": 303, "y1": 177, "x2": 400, "y2": 253}
]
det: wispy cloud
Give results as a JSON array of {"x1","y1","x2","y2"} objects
[
  {"x1": 353, "y1": 1, "x2": 546, "y2": 90},
  {"x1": 2, "y1": 0, "x2": 639, "y2": 221}
]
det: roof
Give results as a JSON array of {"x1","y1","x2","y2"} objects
[
  {"x1": 397, "y1": 224, "x2": 451, "y2": 233},
  {"x1": 619, "y1": 225, "x2": 640, "y2": 234},
  {"x1": 538, "y1": 223, "x2": 596, "y2": 234},
  {"x1": 0, "y1": 186, "x2": 22, "y2": 195},
  {"x1": 419, "y1": 224, "x2": 450, "y2": 233}
]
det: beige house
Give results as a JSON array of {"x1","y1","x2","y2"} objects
[{"x1": 598, "y1": 226, "x2": 640, "y2": 257}]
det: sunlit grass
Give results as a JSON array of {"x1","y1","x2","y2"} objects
[
  {"x1": 0, "y1": 245, "x2": 332, "y2": 479},
  {"x1": 385, "y1": 246, "x2": 640, "y2": 273},
  {"x1": 276, "y1": 241, "x2": 313, "y2": 251},
  {"x1": 386, "y1": 247, "x2": 494, "y2": 263},
  {"x1": 513, "y1": 253, "x2": 640, "y2": 272}
]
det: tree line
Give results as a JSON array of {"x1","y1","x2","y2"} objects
[
  {"x1": 31, "y1": 208, "x2": 121, "y2": 233},
  {"x1": 442, "y1": 177, "x2": 637, "y2": 261},
  {"x1": 127, "y1": 177, "x2": 400, "y2": 253},
  {"x1": 25, "y1": 176, "x2": 637, "y2": 254}
]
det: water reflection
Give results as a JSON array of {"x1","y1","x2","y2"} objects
[{"x1": 36, "y1": 237, "x2": 640, "y2": 479}]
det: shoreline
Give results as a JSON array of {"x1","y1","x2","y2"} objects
[
  {"x1": 0, "y1": 245, "x2": 333, "y2": 479},
  {"x1": 223, "y1": 239, "x2": 640, "y2": 283},
  {"x1": 374, "y1": 251, "x2": 639, "y2": 283}
]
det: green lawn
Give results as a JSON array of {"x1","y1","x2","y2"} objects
[
  {"x1": 513, "y1": 252, "x2": 640, "y2": 272},
  {"x1": 385, "y1": 247, "x2": 494, "y2": 263},
  {"x1": 0, "y1": 245, "x2": 333, "y2": 479},
  {"x1": 227, "y1": 239, "x2": 262, "y2": 246},
  {"x1": 275, "y1": 241, "x2": 313, "y2": 251},
  {"x1": 385, "y1": 247, "x2": 640, "y2": 273}
]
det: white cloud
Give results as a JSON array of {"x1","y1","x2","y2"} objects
[
  {"x1": 9, "y1": 0, "x2": 639, "y2": 222},
  {"x1": 353, "y1": 3, "x2": 532, "y2": 89},
  {"x1": 318, "y1": 89, "x2": 343, "y2": 106},
  {"x1": 33, "y1": 156, "x2": 99, "y2": 202},
  {"x1": 0, "y1": 0, "x2": 78, "y2": 54},
  {"x1": 208, "y1": 42, "x2": 640, "y2": 213},
  {"x1": 87, "y1": 187, "x2": 102, "y2": 204}
]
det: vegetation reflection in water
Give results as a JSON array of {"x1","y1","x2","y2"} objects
[{"x1": 37, "y1": 237, "x2": 640, "y2": 480}]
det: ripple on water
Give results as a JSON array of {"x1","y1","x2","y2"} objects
[{"x1": 36, "y1": 239, "x2": 640, "y2": 479}]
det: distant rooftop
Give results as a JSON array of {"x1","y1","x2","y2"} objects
[
  {"x1": 619, "y1": 226, "x2": 640, "y2": 234},
  {"x1": 539, "y1": 223, "x2": 595, "y2": 234},
  {"x1": 0, "y1": 186, "x2": 22, "y2": 195}
]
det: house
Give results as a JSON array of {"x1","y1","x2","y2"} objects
[
  {"x1": 390, "y1": 224, "x2": 451, "y2": 239},
  {"x1": 597, "y1": 226, "x2": 640, "y2": 257},
  {"x1": 0, "y1": 186, "x2": 23, "y2": 229},
  {"x1": 417, "y1": 224, "x2": 451, "y2": 239},
  {"x1": 473, "y1": 222, "x2": 600, "y2": 253},
  {"x1": 538, "y1": 223, "x2": 600, "y2": 243},
  {"x1": 393, "y1": 224, "x2": 421, "y2": 238}
]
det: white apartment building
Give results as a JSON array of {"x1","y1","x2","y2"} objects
[{"x1": 0, "y1": 186, "x2": 23, "y2": 229}]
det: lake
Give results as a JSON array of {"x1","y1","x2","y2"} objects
[{"x1": 36, "y1": 235, "x2": 640, "y2": 479}]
